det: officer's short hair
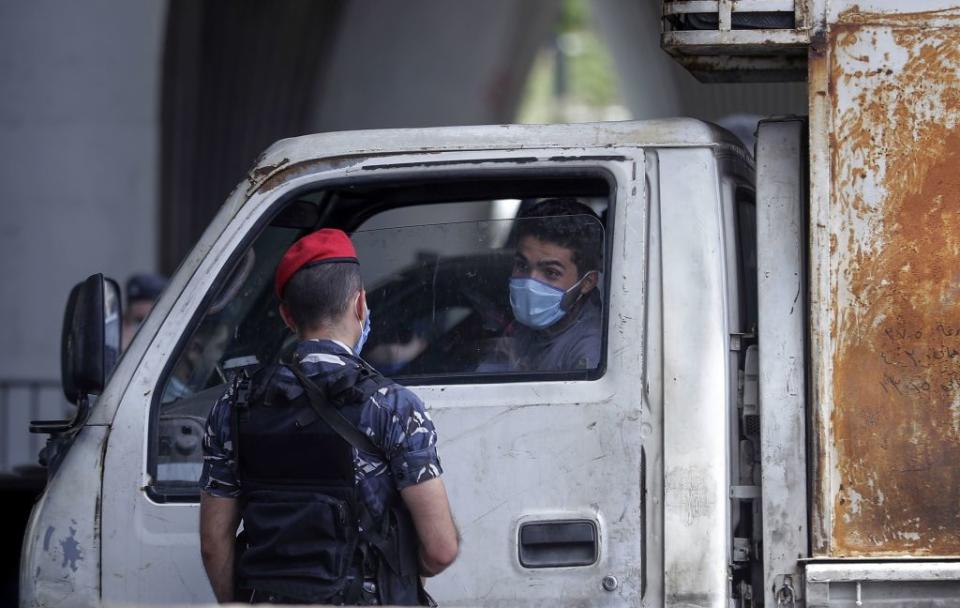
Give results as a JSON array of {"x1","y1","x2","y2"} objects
[
  {"x1": 516, "y1": 198, "x2": 604, "y2": 274},
  {"x1": 283, "y1": 263, "x2": 362, "y2": 330}
]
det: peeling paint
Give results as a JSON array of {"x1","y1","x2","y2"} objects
[
  {"x1": 58, "y1": 526, "x2": 83, "y2": 572},
  {"x1": 808, "y1": 26, "x2": 835, "y2": 554},
  {"x1": 245, "y1": 156, "x2": 288, "y2": 194},
  {"x1": 825, "y1": 8, "x2": 960, "y2": 556},
  {"x1": 253, "y1": 156, "x2": 364, "y2": 195},
  {"x1": 846, "y1": 487, "x2": 863, "y2": 516},
  {"x1": 21, "y1": 426, "x2": 107, "y2": 605}
]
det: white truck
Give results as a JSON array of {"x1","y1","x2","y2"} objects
[{"x1": 20, "y1": 1, "x2": 960, "y2": 606}]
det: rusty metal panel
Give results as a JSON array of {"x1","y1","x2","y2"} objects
[
  {"x1": 826, "y1": 1, "x2": 960, "y2": 23},
  {"x1": 814, "y1": 6, "x2": 960, "y2": 556},
  {"x1": 806, "y1": 3, "x2": 833, "y2": 556}
]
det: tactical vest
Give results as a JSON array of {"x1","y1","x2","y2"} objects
[{"x1": 232, "y1": 359, "x2": 423, "y2": 605}]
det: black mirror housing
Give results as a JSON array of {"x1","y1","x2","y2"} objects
[{"x1": 61, "y1": 274, "x2": 122, "y2": 404}]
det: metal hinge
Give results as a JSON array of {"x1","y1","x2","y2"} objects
[
  {"x1": 733, "y1": 537, "x2": 751, "y2": 562},
  {"x1": 730, "y1": 485, "x2": 761, "y2": 499},
  {"x1": 730, "y1": 331, "x2": 756, "y2": 351},
  {"x1": 775, "y1": 574, "x2": 798, "y2": 608}
]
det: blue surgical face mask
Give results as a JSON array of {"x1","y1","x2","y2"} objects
[
  {"x1": 354, "y1": 307, "x2": 371, "y2": 355},
  {"x1": 509, "y1": 276, "x2": 585, "y2": 329}
]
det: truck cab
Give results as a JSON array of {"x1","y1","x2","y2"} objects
[{"x1": 21, "y1": 119, "x2": 768, "y2": 606}]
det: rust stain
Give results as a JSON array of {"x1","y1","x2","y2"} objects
[
  {"x1": 837, "y1": 6, "x2": 960, "y2": 28},
  {"x1": 807, "y1": 38, "x2": 833, "y2": 555},
  {"x1": 247, "y1": 156, "x2": 363, "y2": 197},
  {"x1": 828, "y1": 14, "x2": 960, "y2": 556},
  {"x1": 245, "y1": 157, "x2": 289, "y2": 195}
]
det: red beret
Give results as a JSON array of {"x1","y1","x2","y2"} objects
[{"x1": 275, "y1": 228, "x2": 358, "y2": 298}]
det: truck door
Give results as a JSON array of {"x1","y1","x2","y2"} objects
[{"x1": 99, "y1": 138, "x2": 650, "y2": 605}]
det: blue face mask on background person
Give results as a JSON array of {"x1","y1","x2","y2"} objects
[
  {"x1": 355, "y1": 308, "x2": 371, "y2": 354},
  {"x1": 509, "y1": 276, "x2": 586, "y2": 329}
]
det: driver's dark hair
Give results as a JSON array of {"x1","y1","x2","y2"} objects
[
  {"x1": 283, "y1": 262, "x2": 363, "y2": 330},
  {"x1": 516, "y1": 198, "x2": 603, "y2": 273}
]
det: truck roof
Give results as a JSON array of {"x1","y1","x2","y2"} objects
[{"x1": 253, "y1": 118, "x2": 749, "y2": 175}]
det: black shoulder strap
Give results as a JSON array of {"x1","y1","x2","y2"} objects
[
  {"x1": 228, "y1": 369, "x2": 252, "y2": 475},
  {"x1": 286, "y1": 359, "x2": 385, "y2": 458}
]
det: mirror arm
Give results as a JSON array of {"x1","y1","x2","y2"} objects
[{"x1": 30, "y1": 394, "x2": 92, "y2": 435}]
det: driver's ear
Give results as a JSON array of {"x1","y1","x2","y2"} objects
[
  {"x1": 580, "y1": 270, "x2": 599, "y2": 294},
  {"x1": 278, "y1": 303, "x2": 298, "y2": 333}
]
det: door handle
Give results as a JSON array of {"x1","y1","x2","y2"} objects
[{"x1": 518, "y1": 520, "x2": 598, "y2": 568}]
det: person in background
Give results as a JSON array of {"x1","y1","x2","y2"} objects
[{"x1": 122, "y1": 272, "x2": 168, "y2": 350}]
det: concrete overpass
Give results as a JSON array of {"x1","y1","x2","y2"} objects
[{"x1": 0, "y1": 0, "x2": 803, "y2": 470}]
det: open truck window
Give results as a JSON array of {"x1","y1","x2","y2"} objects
[
  {"x1": 151, "y1": 173, "x2": 611, "y2": 494},
  {"x1": 355, "y1": 212, "x2": 606, "y2": 379}
]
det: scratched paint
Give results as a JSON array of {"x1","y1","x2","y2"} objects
[
  {"x1": 825, "y1": 8, "x2": 960, "y2": 556},
  {"x1": 42, "y1": 526, "x2": 54, "y2": 552},
  {"x1": 664, "y1": 465, "x2": 717, "y2": 526}
]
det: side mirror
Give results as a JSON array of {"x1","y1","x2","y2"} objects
[
  {"x1": 60, "y1": 274, "x2": 122, "y2": 404},
  {"x1": 32, "y1": 274, "x2": 121, "y2": 439}
]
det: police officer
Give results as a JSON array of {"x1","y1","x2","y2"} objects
[
  {"x1": 122, "y1": 272, "x2": 168, "y2": 350},
  {"x1": 199, "y1": 229, "x2": 458, "y2": 605},
  {"x1": 480, "y1": 198, "x2": 604, "y2": 372}
]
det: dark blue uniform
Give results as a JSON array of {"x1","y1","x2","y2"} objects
[
  {"x1": 199, "y1": 339, "x2": 442, "y2": 603},
  {"x1": 200, "y1": 339, "x2": 442, "y2": 515}
]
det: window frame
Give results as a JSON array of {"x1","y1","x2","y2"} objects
[{"x1": 146, "y1": 164, "x2": 619, "y2": 502}]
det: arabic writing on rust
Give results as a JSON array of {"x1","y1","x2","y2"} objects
[{"x1": 878, "y1": 320, "x2": 960, "y2": 399}]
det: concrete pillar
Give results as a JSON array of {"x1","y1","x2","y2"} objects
[
  {"x1": 311, "y1": 0, "x2": 561, "y2": 131},
  {"x1": 0, "y1": 1, "x2": 165, "y2": 467}
]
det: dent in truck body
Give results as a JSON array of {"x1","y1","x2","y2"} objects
[
  {"x1": 814, "y1": 6, "x2": 960, "y2": 556},
  {"x1": 19, "y1": 426, "x2": 107, "y2": 607}
]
